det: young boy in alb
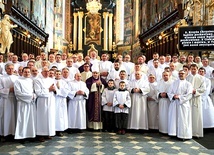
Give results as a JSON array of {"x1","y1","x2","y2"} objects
[
  {"x1": 113, "y1": 81, "x2": 131, "y2": 135},
  {"x1": 101, "y1": 79, "x2": 116, "y2": 132}
]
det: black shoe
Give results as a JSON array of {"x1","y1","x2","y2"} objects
[
  {"x1": 19, "y1": 139, "x2": 25, "y2": 144},
  {"x1": 56, "y1": 132, "x2": 64, "y2": 137}
]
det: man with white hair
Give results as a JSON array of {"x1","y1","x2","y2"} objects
[
  {"x1": 137, "y1": 56, "x2": 148, "y2": 74},
  {"x1": 31, "y1": 66, "x2": 39, "y2": 79},
  {"x1": 129, "y1": 63, "x2": 147, "y2": 81},
  {"x1": 128, "y1": 71, "x2": 150, "y2": 131},
  {"x1": 202, "y1": 57, "x2": 214, "y2": 78},
  {"x1": 90, "y1": 50, "x2": 100, "y2": 65},
  {"x1": 34, "y1": 67, "x2": 56, "y2": 142},
  {"x1": 122, "y1": 54, "x2": 135, "y2": 78},
  {"x1": 147, "y1": 74, "x2": 158, "y2": 130},
  {"x1": 75, "y1": 53, "x2": 85, "y2": 68},
  {"x1": 0, "y1": 63, "x2": 18, "y2": 139},
  {"x1": 19, "y1": 53, "x2": 29, "y2": 67},
  {"x1": 67, "y1": 73, "x2": 89, "y2": 132}
]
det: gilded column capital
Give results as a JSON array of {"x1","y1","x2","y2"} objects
[
  {"x1": 103, "y1": 12, "x2": 109, "y2": 18},
  {"x1": 108, "y1": 13, "x2": 113, "y2": 18},
  {"x1": 73, "y1": 12, "x2": 78, "y2": 17},
  {"x1": 78, "y1": 11, "x2": 84, "y2": 18}
]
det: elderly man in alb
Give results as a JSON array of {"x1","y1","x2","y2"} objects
[
  {"x1": 86, "y1": 65, "x2": 107, "y2": 130},
  {"x1": 168, "y1": 70, "x2": 193, "y2": 139},
  {"x1": 67, "y1": 73, "x2": 89, "y2": 132},
  {"x1": 128, "y1": 71, "x2": 150, "y2": 131},
  {"x1": 147, "y1": 74, "x2": 158, "y2": 130},
  {"x1": 34, "y1": 67, "x2": 56, "y2": 142},
  {"x1": 14, "y1": 67, "x2": 36, "y2": 143},
  {"x1": 0, "y1": 63, "x2": 18, "y2": 139}
]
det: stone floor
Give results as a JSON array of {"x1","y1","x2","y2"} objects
[{"x1": 0, "y1": 131, "x2": 213, "y2": 155}]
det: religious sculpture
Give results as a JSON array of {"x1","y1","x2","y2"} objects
[
  {"x1": 85, "y1": 13, "x2": 102, "y2": 45},
  {"x1": 87, "y1": 44, "x2": 98, "y2": 56},
  {"x1": 67, "y1": 41, "x2": 73, "y2": 51},
  {"x1": 0, "y1": 14, "x2": 18, "y2": 54},
  {"x1": 112, "y1": 42, "x2": 117, "y2": 51}
]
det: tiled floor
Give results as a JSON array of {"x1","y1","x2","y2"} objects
[{"x1": 0, "y1": 131, "x2": 213, "y2": 155}]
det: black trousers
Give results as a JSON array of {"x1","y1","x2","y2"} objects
[
  {"x1": 103, "y1": 111, "x2": 115, "y2": 131},
  {"x1": 115, "y1": 113, "x2": 128, "y2": 129}
]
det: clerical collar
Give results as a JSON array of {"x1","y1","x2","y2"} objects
[
  {"x1": 107, "y1": 86, "x2": 115, "y2": 90},
  {"x1": 118, "y1": 88, "x2": 127, "y2": 91}
]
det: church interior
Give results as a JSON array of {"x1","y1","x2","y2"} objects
[
  {"x1": 0, "y1": 0, "x2": 214, "y2": 154},
  {"x1": 0, "y1": 0, "x2": 213, "y2": 60}
]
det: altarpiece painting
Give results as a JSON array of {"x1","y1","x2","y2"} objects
[{"x1": 84, "y1": 13, "x2": 102, "y2": 45}]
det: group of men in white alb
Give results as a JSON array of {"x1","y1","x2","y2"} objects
[{"x1": 0, "y1": 51, "x2": 213, "y2": 143}]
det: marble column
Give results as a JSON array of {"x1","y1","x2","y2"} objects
[
  {"x1": 73, "y1": 12, "x2": 78, "y2": 50},
  {"x1": 103, "y1": 12, "x2": 109, "y2": 51},
  {"x1": 78, "y1": 11, "x2": 84, "y2": 51},
  {"x1": 115, "y1": 0, "x2": 124, "y2": 44},
  {"x1": 108, "y1": 13, "x2": 113, "y2": 51}
]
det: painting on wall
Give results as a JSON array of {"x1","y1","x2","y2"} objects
[
  {"x1": 13, "y1": 0, "x2": 30, "y2": 15},
  {"x1": 118, "y1": 46, "x2": 131, "y2": 58},
  {"x1": 141, "y1": 0, "x2": 147, "y2": 31},
  {"x1": 132, "y1": 42, "x2": 141, "y2": 63},
  {"x1": 84, "y1": 13, "x2": 102, "y2": 45},
  {"x1": 124, "y1": 0, "x2": 132, "y2": 45},
  {"x1": 45, "y1": 0, "x2": 54, "y2": 50},
  {"x1": 53, "y1": 0, "x2": 64, "y2": 52},
  {"x1": 33, "y1": 0, "x2": 45, "y2": 29}
]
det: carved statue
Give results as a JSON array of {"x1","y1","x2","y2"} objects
[
  {"x1": 87, "y1": 44, "x2": 98, "y2": 56},
  {"x1": 67, "y1": 41, "x2": 73, "y2": 51},
  {"x1": 112, "y1": 42, "x2": 117, "y2": 51},
  {"x1": 0, "y1": 14, "x2": 18, "y2": 54}
]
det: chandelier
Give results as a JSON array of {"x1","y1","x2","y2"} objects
[{"x1": 86, "y1": 0, "x2": 102, "y2": 14}]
